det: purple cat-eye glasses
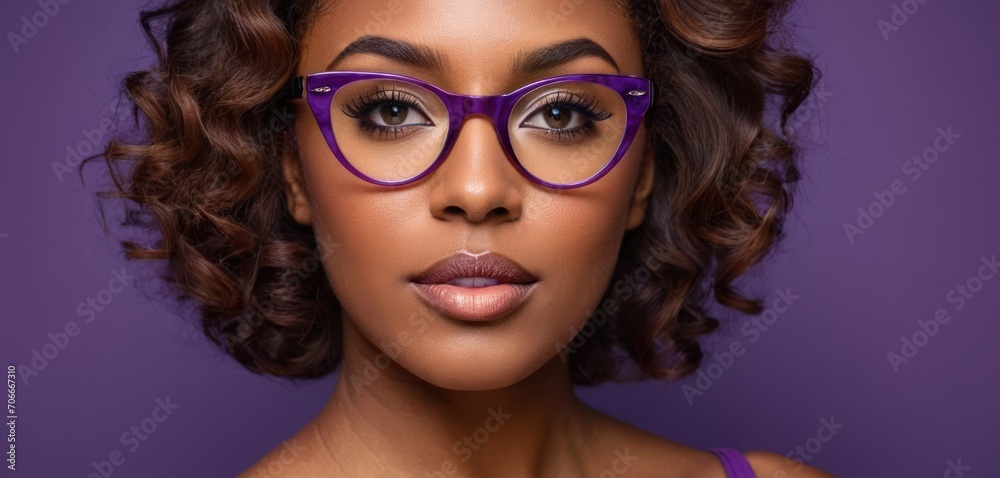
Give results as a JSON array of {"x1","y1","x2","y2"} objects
[{"x1": 285, "y1": 71, "x2": 653, "y2": 189}]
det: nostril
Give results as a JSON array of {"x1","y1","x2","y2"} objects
[
  {"x1": 441, "y1": 205, "x2": 511, "y2": 221},
  {"x1": 488, "y1": 207, "x2": 510, "y2": 219}
]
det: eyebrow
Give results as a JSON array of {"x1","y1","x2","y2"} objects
[
  {"x1": 325, "y1": 36, "x2": 620, "y2": 75},
  {"x1": 513, "y1": 38, "x2": 620, "y2": 75},
  {"x1": 326, "y1": 36, "x2": 445, "y2": 71}
]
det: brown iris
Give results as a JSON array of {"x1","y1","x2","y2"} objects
[
  {"x1": 379, "y1": 104, "x2": 407, "y2": 126},
  {"x1": 542, "y1": 105, "x2": 570, "y2": 129}
]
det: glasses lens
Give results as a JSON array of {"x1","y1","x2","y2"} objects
[
  {"x1": 508, "y1": 81, "x2": 628, "y2": 185},
  {"x1": 330, "y1": 79, "x2": 449, "y2": 182}
]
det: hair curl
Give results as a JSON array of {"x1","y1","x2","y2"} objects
[{"x1": 87, "y1": 0, "x2": 818, "y2": 385}]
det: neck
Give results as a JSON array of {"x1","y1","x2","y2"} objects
[{"x1": 311, "y1": 318, "x2": 600, "y2": 477}]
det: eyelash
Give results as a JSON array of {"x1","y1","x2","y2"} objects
[
  {"x1": 341, "y1": 86, "x2": 430, "y2": 139},
  {"x1": 523, "y1": 92, "x2": 613, "y2": 140},
  {"x1": 339, "y1": 87, "x2": 613, "y2": 141}
]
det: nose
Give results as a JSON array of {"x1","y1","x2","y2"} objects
[{"x1": 427, "y1": 114, "x2": 524, "y2": 224}]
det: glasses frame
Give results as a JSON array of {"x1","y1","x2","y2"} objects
[{"x1": 285, "y1": 71, "x2": 653, "y2": 189}]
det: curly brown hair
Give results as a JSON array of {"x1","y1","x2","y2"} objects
[{"x1": 86, "y1": 0, "x2": 818, "y2": 385}]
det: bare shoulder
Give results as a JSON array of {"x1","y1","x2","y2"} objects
[
  {"x1": 237, "y1": 436, "x2": 311, "y2": 478},
  {"x1": 584, "y1": 408, "x2": 728, "y2": 478},
  {"x1": 237, "y1": 422, "x2": 335, "y2": 478},
  {"x1": 585, "y1": 409, "x2": 833, "y2": 478},
  {"x1": 743, "y1": 450, "x2": 835, "y2": 478}
]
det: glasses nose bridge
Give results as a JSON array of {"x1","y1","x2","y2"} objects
[
  {"x1": 442, "y1": 92, "x2": 508, "y2": 131},
  {"x1": 436, "y1": 91, "x2": 515, "y2": 163}
]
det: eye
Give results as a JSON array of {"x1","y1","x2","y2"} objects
[
  {"x1": 341, "y1": 86, "x2": 436, "y2": 139},
  {"x1": 517, "y1": 91, "x2": 612, "y2": 135},
  {"x1": 370, "y1": 103, "x2": 431, "y2": 128},
  {"x1": 522, "y1": 104, "x2": 588, "y2": 131}
]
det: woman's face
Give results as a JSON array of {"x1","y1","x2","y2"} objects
[{"x1": 283, "y1": 0, "x2": 654, "y2": 390}]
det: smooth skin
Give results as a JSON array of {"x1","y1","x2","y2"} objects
[{"x1": 241, "y1": 0, "x2": 833, "y2": 476}]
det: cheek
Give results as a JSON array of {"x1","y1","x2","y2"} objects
[
  {"x1": 295, "y1": 125, "x2": 423, "y2": 329},
  {"x1": 525, "y1": 173, "x2": 638, "y2": 346}
]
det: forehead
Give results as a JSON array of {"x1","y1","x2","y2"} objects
[{"x1": 299, "y1": 0, "x2": 641, "y2": 89}]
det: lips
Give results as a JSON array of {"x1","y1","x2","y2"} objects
[
  {"x1": 409, "y1": 251, "x2": 539, "y2": 321},
  {"x1": 410, "y1": 251, "x2": 538, "y2": 285}
]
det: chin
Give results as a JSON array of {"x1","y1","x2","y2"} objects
[{"x1": 401, "y1": 347, "x2": 552, "y2": 391}]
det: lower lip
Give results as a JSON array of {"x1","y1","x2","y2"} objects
[{"x1": 410, "y1": 282, "x2": 538, "y2": 322}]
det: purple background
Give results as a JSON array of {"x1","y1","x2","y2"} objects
[{"x1": 2, "y1": 0, "x2": 997, "y2": 476}]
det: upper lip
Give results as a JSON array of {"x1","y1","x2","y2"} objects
[{"x1": 410, "y1": 251, "x2": 538, "y2": 285}]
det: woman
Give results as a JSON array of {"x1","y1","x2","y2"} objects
[{"x1": 93, "y1": 0, "x2": 830, "y2": 475}]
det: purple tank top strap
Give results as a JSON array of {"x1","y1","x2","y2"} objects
[{"x1": 710, "y1": 447, "x2": 756, "y2": 478}]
